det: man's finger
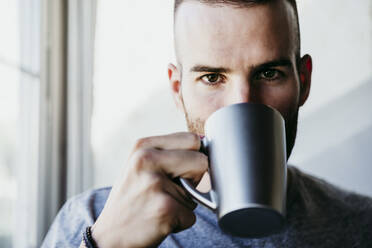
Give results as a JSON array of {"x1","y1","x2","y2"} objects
[
  {"x1": 133, "y1": 132, "x2": 201, "y2": 152},
  {"x1": 162, "y1": 176, "x2": 198, "y2": 211},
  {"x1": 131, "y1": 148, "x2": 208, "y2": 179}
]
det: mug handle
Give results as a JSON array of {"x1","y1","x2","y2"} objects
[
  {"x1": 179, "y1": 178, "x2": 217, "y2": 210},
  {"x1": 178, "y1": 138, "x2": 217, "y2": 211}
]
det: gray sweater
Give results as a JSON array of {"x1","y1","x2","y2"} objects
[{"x1": 41, "y1": 166, "x2": 372, "y2": 247}]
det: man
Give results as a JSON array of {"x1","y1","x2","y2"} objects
[{"x1": 42, "y1": 0, "x2": 372, "y2": 247}]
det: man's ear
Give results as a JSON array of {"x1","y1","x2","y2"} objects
[
  {"x1": 168, "y1": 63, "x2": 184, "y2": 111},
  {"x1": 298, "y1": 54, "x2": 312, "y2": 106}
]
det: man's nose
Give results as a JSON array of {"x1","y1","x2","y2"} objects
[{"x1": 225, "y1": 80, "x2": 255, "y2": 106}]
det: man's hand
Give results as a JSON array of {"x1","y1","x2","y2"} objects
[{"x1": 90, "y1": 132, "x2": 208, "y2": 248}]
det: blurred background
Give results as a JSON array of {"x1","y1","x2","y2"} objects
[{"x1": 0, "y1": 0, "x2": 371, "y2": 247}]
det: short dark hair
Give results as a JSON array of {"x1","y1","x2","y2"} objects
[{"x1": 174, "y1": 0, "x2": 301, "y2": 59}]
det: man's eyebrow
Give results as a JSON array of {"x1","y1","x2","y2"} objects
[
  {"x1": 189, "y1": 59, "x2": 293, "y2": 73},
  {"x1": 190, "y1": 65, "x2": 231, "y2": 73},
  {"x1": 254, "y1": 59, "x2": 293, "y2": 70}
]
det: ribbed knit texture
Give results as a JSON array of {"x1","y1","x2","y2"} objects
[{"x1": 41, "y1": 166, "x2": 372, "y2": 247}]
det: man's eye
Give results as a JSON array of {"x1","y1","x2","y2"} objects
[
  {"x1": 200, "y1": 73, "x2": 224, "y2": 85},
  {"x1": 257, "y1": 69, "x2": 281, "y2": 81}
]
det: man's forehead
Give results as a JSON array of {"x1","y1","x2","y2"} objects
[{"x1": 174, "y1": 1, "x2": 298, "y2": 68}]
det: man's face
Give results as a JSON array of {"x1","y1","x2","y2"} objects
[{"x1": 169, "y1": 1, "x2": 312, "y2": 158}]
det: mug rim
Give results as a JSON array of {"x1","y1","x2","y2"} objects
[{"x1": 204, "y1": 103, "x2": 284, "y2": 132}]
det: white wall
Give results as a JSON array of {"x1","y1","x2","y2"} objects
[{"x1": 289, "y1": 0, "x2": 372, "y2": 196}]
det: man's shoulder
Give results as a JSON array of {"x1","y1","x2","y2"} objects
[
  {"x1": 67, "y1": 186, "x2": 112, "y2": 217},
  {"x1": 290, "y1": 166, "x2": 372, "y2": 213},
  {"x1": 41, "y1": 187, "x2": 112, "y2": 247},
  {"x1": 288, "y1": 166, "x2": 372, "y2": 244},
  {"x1": 59, "y1": 186, "x2": 112, "y2": 222}
]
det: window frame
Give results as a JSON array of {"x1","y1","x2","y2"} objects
[
  {"x1": 36, "y1": 0, "x2": 96, "y2": 246},
  {"x1": 37, "y1": 0, "x2": 68, "y2": 245}
]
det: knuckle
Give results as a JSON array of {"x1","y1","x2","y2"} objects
[
  {"x1": 132, "y1": 148, "x2": 157, "y2": 172},
  {"x1": 145, "y1": 173, "x2": 164, "y2": 193},
  {"x1": 134, "y1": 137, "x2": 151, "y2": 150},
  {"x1": 201, "y1": 154, "x2": 209, "y2": 171},
  {"x1": 159, "y1": 222, "x2": 174, "y2": 237},
  {"x1": 193, "y1": 152, "x2": 208, "y2": 174},
  {"x1": 188, "y1": 133, "x2": 200, "y2": 149}
]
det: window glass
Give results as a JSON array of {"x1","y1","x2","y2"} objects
[
  {"x1": 0, "y1": 0, "x2": 40, "y2": 247},
  {"x1": 0, "y1": 1, "x2": 20, "y2": 247}
]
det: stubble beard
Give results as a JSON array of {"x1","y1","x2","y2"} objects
[
  {"x1": 180, "y1": 93, "x2": 205, "y2": 135},
  {"x1": 180, "y1": 94, "x2": 299, "y2": 160}
]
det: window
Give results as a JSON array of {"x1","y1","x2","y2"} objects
[
  {"x1": 0, "y1": 0, "x2": 40, "y2": 247},
  {"x1": 1, "y1": 1, "x2": 371, "y2": 247},
  {"x1": 0, "y1": 0, "x2": 96, "y2": 246},
  {"x1": 0, "y1": 0, "x2": 20, "y2": 240}
]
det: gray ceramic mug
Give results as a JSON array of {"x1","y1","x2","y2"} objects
[{"x1": 179, "y1": 103, "x2": 287, "y2": 238}]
